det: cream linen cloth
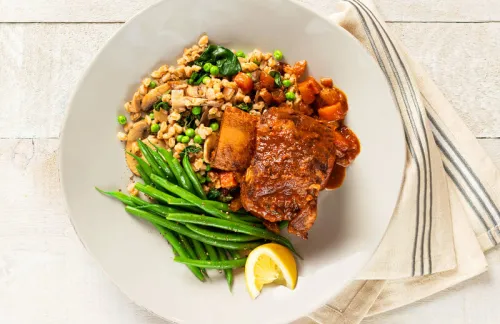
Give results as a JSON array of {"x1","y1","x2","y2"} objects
[{"x1": 294, "y1": 0, "x2": 500, "y2": 323}]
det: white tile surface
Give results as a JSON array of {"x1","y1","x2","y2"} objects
[{"x1": 1, "y1": 0, "x2": 499, "y2": 323}]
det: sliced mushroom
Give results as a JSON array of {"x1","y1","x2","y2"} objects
[
  {"x1": 154, "y1": 108, "x2": 169, "y2": 123},
  {"x1": 129, "y1": 92, "x2": 142, "y2": 113},
  {"x1": 141, "y1": 81, "x2": 188, "y2": 111},
  {"x1": 141, "y1": 83, "x2": 170, "y2": 110},
  {"x1": 200, "y1": 107, "x2": 210, "y2": 126},
  {"x1": 203, "y1": 134, "x2": 218, "y2": 163},
  {"x1": 125, "y1": 120, "x2": 149, "y2": 176}
]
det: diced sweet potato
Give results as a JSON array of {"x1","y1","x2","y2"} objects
[
  {"x1": 220, "y1": 172, "x2": 239, "y2": 188},
  {"x1": 211, "y1": 106, "x2": 259, "y2": 171}
]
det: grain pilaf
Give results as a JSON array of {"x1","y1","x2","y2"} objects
[{"x1": 117, "y1": 34, "x2": 359, "y2": 213}]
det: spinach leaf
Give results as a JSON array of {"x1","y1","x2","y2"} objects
[
  {"x1": 235, "y1": 103, "x2": 252, "y2": 112},
  {"x1": 194, "y1": 44, "x2": 241, "y2": 77},
  {"x1": 207, "y1": 188, "x2": 221, "y2": 200},
  {"x1": 153, "y1": 101, "x2": 170, "y2": 111},
  {"x1": 188, "y1": 71, "x2": 209, "y2": 85},
  {"x1": 269, "y1": 71, "x2": 282, "y2": 87}
]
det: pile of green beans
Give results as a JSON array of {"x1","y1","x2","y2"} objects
[{"x1": 96, "y1": 142, "x2": 299, "y2": 289}]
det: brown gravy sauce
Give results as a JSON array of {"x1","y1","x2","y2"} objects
[{"x1": 325, "y1": 164, "x2": 346, "y2": 190}]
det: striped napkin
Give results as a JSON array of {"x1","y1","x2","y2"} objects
[{"x1": 294, "y1": 0, "x2": 500, "y2": 323}]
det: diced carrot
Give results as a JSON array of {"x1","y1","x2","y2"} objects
[
  {"x1": 259, "y1": 71, "x2": 276, "y2": 90},
  {"x1": 234, "y1": 72, "x2": 253, "y2": 94},
  {"x1": 220, "y1": 172, "x2": 239, "y2": 189},
  {"x1": 318, "y1": 103, "x2": 347, "y2": 121},
  {"x1": 292, "y1": 60, "x2": 307, "y2": 78},
  {"x1": 297, "y1": 77, "x2": 322, "y2": 104}
]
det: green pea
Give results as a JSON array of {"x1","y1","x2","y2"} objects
[
  {"x1": 202, "y1": 76, "x2": 211, "y2": 84},
  {"x1": 149, "y1": 80, "x2": 157, "y2": 88},
  {"x1": 205, "y1": 164, "x2": 211, "y2": 171},
  {"x1": 185, "y1": 128, "x2": 195, "y2": 138},
  {"x1": 246, "y1": 72, "x2": 252, "y2": 78},
  {"x1": 210, "y1": 66, "x2": 219, "y2": 76},
  {"x1": 203, "y1": 63, "x2": 212, "y2": 72},
  {"x1": 181, "y1": 136, "x2": 190, "y2": 143},
  {"x1": 149, "y1": 112, "x2": 155, "y2": 119},
  {"x1": 151, "y1": 123, "x2": 160, "y2": 133},
  {"x1": 117, "y1": 115, "x2": 127, "y2": 125},
  {"x1": 236, "y1": 50, "x2": 245, "y2": 58},
  {"x1": 285, "y1": 92, "x2": 296, "y2": 101},
  {"x1": 192, "y1": 106, "x2": 202, "y2": 115},
  {"x1": 210, "y1": 122, "x2": 219, "y2": 132},
  {"x1": 283, "y1": 79, "x2": 292, "y2": 87},
  {"x1": 176, "y1": 135, "x2": 184, "y2": 142},
  {"x1": 193, "y1": 134, "x2": 203, "y2": 144},
  {"x1": 253, "y1": 59, "x2": 260, "y2": 65},
  {"x1": 273, "y1": 50, "x2": 283, "y2": 60}
]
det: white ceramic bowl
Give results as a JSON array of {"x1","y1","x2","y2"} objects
[{"x1": 60, "y1": 0, "x2": 406, "y2": 323}]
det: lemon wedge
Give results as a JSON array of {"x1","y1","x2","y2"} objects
[{"x1": 245, "y1": 243, "x2": 297, "y2": 299}]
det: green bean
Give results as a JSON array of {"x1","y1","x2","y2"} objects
[
  {"x1": 96, "y1": 189, "x2": 182, "y2": 215},
  {"x1": 154, "y1": 145, "x2": 193, "y2": 192},
  {"x1": 154, "y1": 224, "x2": 205, "y2": 281},
  {"x1": 237, "y1": 215, "x2": 262, "y2": 223},
  {"x1": 127, "y1": 152, "x2": 153, "y2": 178},
  {"x1": 150, "y1": 174, "x2": 244, "y2": 223},
  {"x1": 174, "y1": 256, "x2": 247, "y2": 269},
  {"x1": 204, "y1": 243, "x2": 218, "y2": 262},
  {"x1": 179, "y1": 234, "x2": 208, "y2": 277},
  {"x1": 178, "y1": 234, "x2": 197, "y2": 259},
  {"x1": 192, "y1": 239, "x2": 208, "y2": 261},
  {"x1": 165, "y1": 213, "x2": 299, "y2": 257},
  {"x1": 279, "y1": 221, "x2": 289, "y2": 230},
  {"x1": 95, "y1": 188, "x2": 136, "y2": 206},
  {"x1": 185, "y1": 223, "x2": 260, "y2": 242},
  {"x1": 135, "y1": 183, "x2": 194, "y2": 208},
  {"x1": 227, "y1": 249, "x2": 242, "y2": 259},
  {"x1": 145, "y1": 141, "x2": 177, "y2": 183},
  {"x1": 137, "y1": 140, "x2": 167, "y2": 179},
  {"x1": 191, "y1": 238, "x2": 209, "y2": 277},
  {"x1": 135, "y1": 204, "x2": 183, "y2": 216},
  {"x1": 136, "y1": 164, "x2": 152, "y2": 185},
  {"x1": 218, "y1": 248, "x2": 233, "y2": 290},
  {"x1": 125, "y1": 207, "x2": 262, "y2": 250},
  {"x1": 182, "y1": 154, "x2": 207, "y2": 199}
]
